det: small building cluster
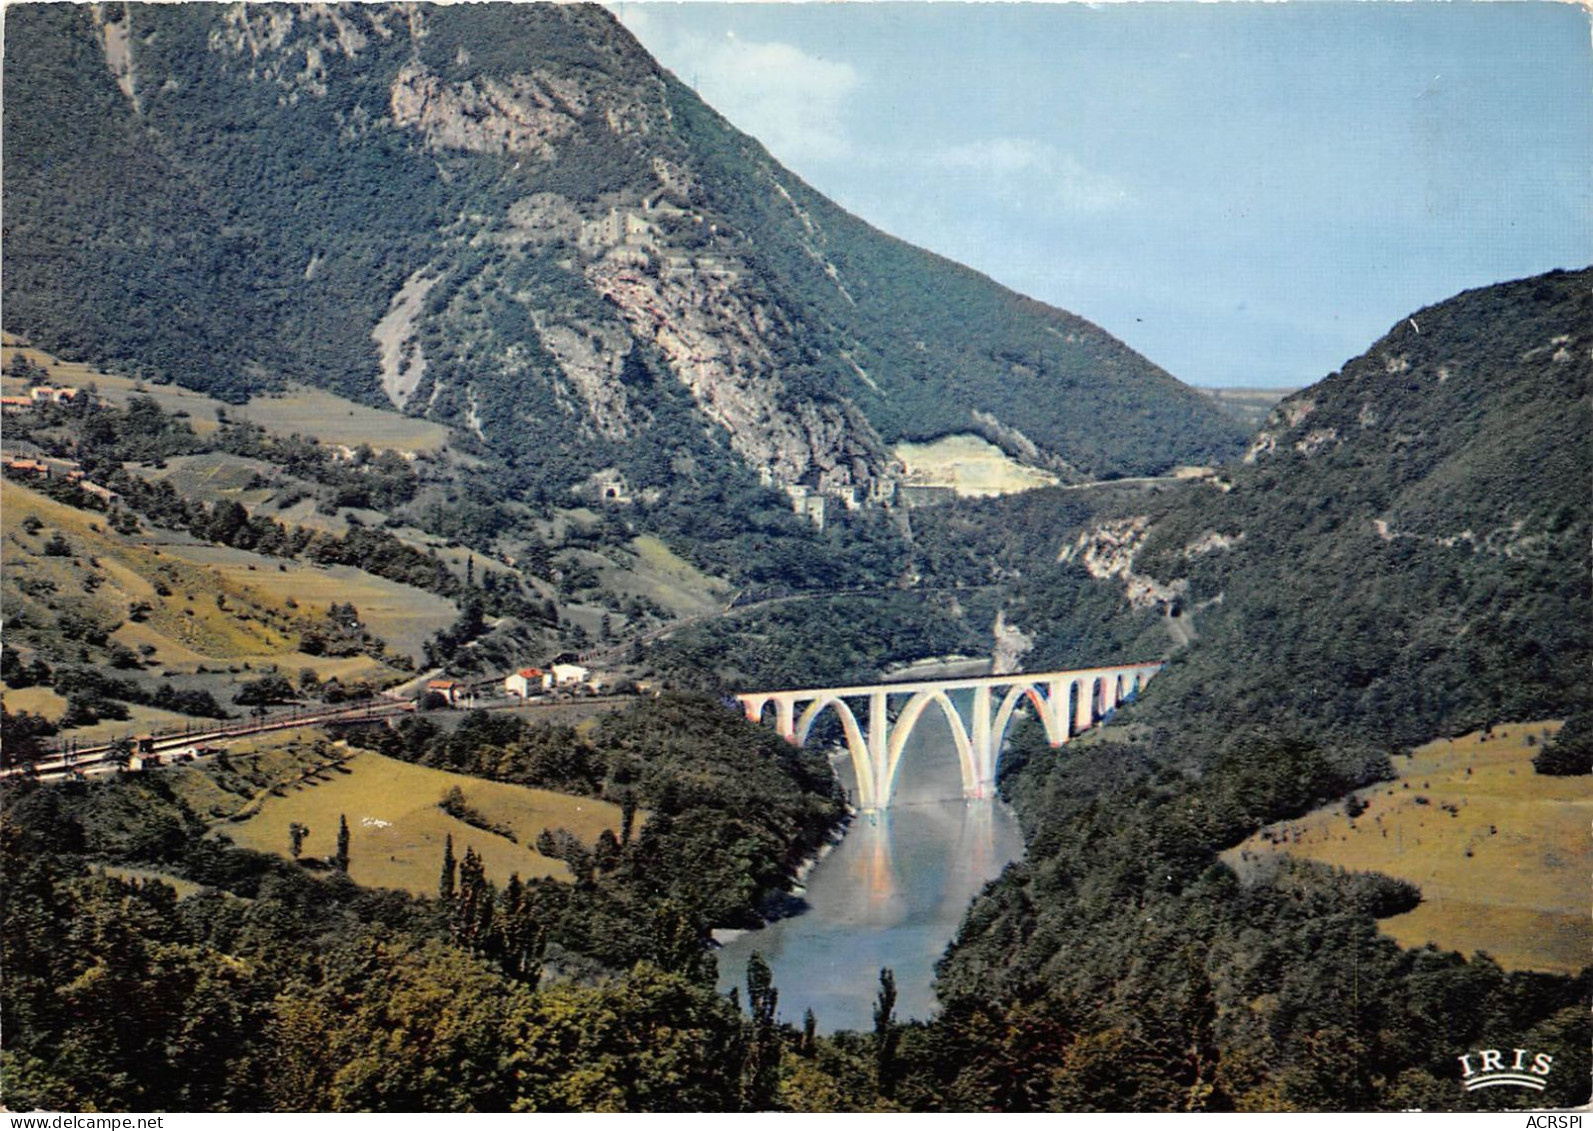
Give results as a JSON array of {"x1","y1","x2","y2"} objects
[
  {"x1": 2, "y1": 456, "x2": 50, "y2": 477},
  {"x1": 783, "y1": 483, "x2": 829, "y2": 531},
  {"x1": 757, "y1": 463, "x2": 933, "y2": 531},
  {"x1": 503, "y1": 668, "x2": 548, "y2": 698},
  {"x1": 503, "y1": 662, "x2": 590, "y2": 699},
  {"x1": 1, "y1": 386, "x2": 83, "y2": 413},
  {"x1": 420, "y1": 662, "x2": 603, "y2": 710},
  {"x1": 2, "y1": 452, "x2": 121, "y2": 504},
  {"x1": 425, "y1": 679, "x2": 466, "y2": 706}
]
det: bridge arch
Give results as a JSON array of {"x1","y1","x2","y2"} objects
[
  {"x1": 737, "y1": 662, "x2": 1163, "y2": 810},
  {"x1": 743, "y1": 695, "x2": 775, "y2": 726},
  {"x1": 742, "y1": 694, "x2": 795, "y2": 741},
  {"x1": 795, "y1": 695, "x2": 878, "y2": 809},
  {"x1": 990, "y1": 682, "x2": 1065, "y2": 764},
  {"x1": 886, "y1": 689, "x2": 978, "y2": 804}
]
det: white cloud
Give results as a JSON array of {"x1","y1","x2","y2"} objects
[
  {"x1": 701, "y1": 34, "x2": 861, "y2": 162},
  {"x1": 931, "y1": 137, "x2": 1057, "y2": 176},
  {"x1": 614, "y1": 9, "x2": 861, "y2": 166},
  {"x1": 927, "y1": 137, "x2": 1130, "y2": 214},
  {"x1": 612, "y1": 8, "x2": 1127, "y2": 217}
]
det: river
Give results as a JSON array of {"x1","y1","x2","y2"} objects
[{"x1": 715, "y1": 691, "x2": 1025, "y2": 1033}]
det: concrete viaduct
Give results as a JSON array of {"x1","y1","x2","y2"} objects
[{"x1": 737, "y1": 662, "x2": 1163, "y2": 810}]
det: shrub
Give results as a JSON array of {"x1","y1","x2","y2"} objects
[{"x1": 1534, "y1": 716, "x2": 1592, "y2": 776}]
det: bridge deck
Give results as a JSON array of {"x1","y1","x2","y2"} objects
[
  {"x1": 739, "y1": 662, "x2": 1163, "y2": 702},
  {"x1": 734, "y1": 662, "x2": 1164, "y2": 810}
]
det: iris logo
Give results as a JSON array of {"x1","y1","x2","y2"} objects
[{"x1": 1457, "y1": 1048, "x2": 1554, "y2": 1092}]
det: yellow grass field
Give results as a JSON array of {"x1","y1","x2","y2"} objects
[
  {"x1": 0, "y1": 684, "x2": 189, "y2": 746},
  {"x1": 2, "y1": 481, "x2": 446, "y2": 669},
  {"x1": 894, "y1": 434, "x2": 1060, "y2": 497},
  {"x1": 167, "y1": 728, "x2": 337, "y2": 820},
  {"x1": 4, "y1": 342, "x2": 222, "y2": 436},
  {"x1": 131, "y1": 452, "x2": 517, "y2": 596},
  {"x1": 62, "y1": 705, "x2": 218, "y2": 747},
  {"x1": 0, "y1": 678, "x2": 198, "y2": 747},
  {"x1": 3, "y1": 338, "x2": 451, "y2": 453},
  {"x1": 1, "y1": 483, "x2": 443, "y2": 738},
  {"x1": 228, "y1": 386, "x2": 453, "y2": 453},
  {"x1": 217, "y1": 748, "x2": 628, "y2": 894},
  {"x1": 1225, "y1": 722, "x2": 1588, "y2": 973},
  {"x1": 151, "y1": 540, "x2": 458, "y2": 662},
  {"x1": 5, "y1": 480, "x2": 291, "y2": 656},
  {"x1": 2, "y1": 686, "x2": 68, "y2": 717},
  {"x1": 141, "y1": 452, "x2": 281, "y2": 502}
]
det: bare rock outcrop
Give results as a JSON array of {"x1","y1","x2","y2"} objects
[
  {"x1": 379, "y1": 53, "x2": 894, "y2": 496},
  {"x1": 390, "y1": 61, "x2": 580, "y2": 158},
  {"x1": 991, "y1": 610, "x2": 1034, "y2": 675},
  {"x1": 1060, "y1": 517, "x2": 1189, "y2": 612}
]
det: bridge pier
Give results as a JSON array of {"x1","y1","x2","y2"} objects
[
  {"x1": 737, "y1": 663, "x2": 1162, "y2": 812},
  {"x1": 1074, "y1": 677, "x2": 1095, "y2": 734},
  {"x1": 867, "y1": 689, "x2": 890, "y2": 810},
  {"x1": 969, "y1": 685, "x2": 994, "y2": 800},
  {"x1": 1044, "y1": 679, "x2": 1071, "y2": 743}
]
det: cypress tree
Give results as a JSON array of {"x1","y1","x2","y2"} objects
[
  {"x1": 334, "y1": 814, "x2": 350, "y2": 872},
  {"x1": 742, "y1": 953, "x2": 780, "y2": 1110},
  {"x1": 455, "y1": 846, "x2": 492, "y2": 949},
  {"x1": 439, "y1": 833, "x2": 456, "y2": 901},
  {"x1": 873, "y1": 967, "x2": 899, "y2": 1099}
]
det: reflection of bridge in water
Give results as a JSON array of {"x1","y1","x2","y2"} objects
[{"x1": 737, "y1": 663, "x2": 1163, "y2": 810}]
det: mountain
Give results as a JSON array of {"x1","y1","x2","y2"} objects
[
  {"x1": 6, "y1": 2, "x2": 1586, "y2": 1112},
  {"x1": 925, "y1": 268, "x2": 1591, "y2": 1110},
  {"x1": 2, "y1": 1, "x2": 1245, "y2": 514},
  {"x1": 1074, "y1": 267, "x2": 1591, "y2": 754}
]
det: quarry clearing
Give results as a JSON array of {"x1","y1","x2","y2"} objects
[
  {"x1": 1225, "y1": 721, "x2": 1588, "y2": 974},
  {"x1": 894, "y1": 433, "x2": 1059, "y2": 497}
]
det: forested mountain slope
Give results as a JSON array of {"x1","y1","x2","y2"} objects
[
  {"x1": 1119, "y1": 267, "x2": 1590, "y2": 753},
  {"x1": 3, "y1": 1, "x2": 1244, "y2": 516},
  {"x1": 920, "y1": 268, "x2": 1591, "y2": 1110}
]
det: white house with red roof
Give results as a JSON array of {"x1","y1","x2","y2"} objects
[{"x1": 504, "y1": 667, "x2": 551, "y2": 698}]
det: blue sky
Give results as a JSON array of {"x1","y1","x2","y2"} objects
[{"x1": 613, "y1": 2, "x2": 1591, "y2": 389}]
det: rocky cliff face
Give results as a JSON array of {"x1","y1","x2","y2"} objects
[
  {"x1": 1059, "y1": 516, "x2": 1189, "y2": 612},
  {"x1": 4, "y1": 2, "x2": 1246, "y2": 506},
  {"x1": 209, "y1": 2, "x2": 893, "y2": 495}
]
